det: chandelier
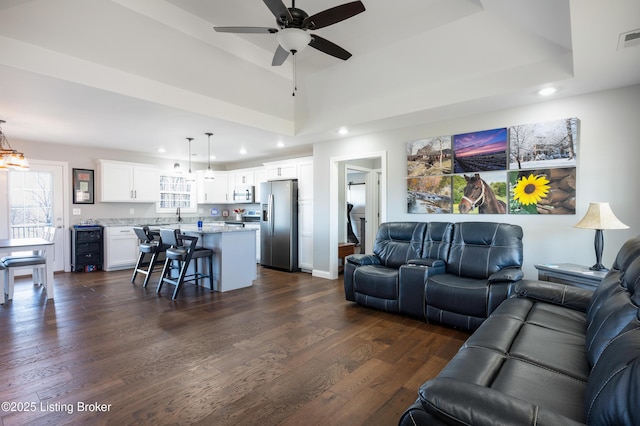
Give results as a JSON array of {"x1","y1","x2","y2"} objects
[{"x1": 0, "y1": 120, "x2": 29, "y2": 171}]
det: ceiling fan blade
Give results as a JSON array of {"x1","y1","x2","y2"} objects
[
  {"x1": 263, "y1": 0, "x2": 293, "y2": 25},
  {"x1": 272, "y1": 45, "x2": 290, "y2": 66},
  {"x1": 309, "y1": 34, "x2": 352, "y2": 60},
  {"x1": 303, "y1": 1, "x2": 365, "y2": 30},
  {"x1": 214, "y1": 26, "x2": 278, "y2": 34}
]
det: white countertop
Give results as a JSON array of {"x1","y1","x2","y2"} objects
[{"x1": 151, "y1": 224, "x2": 256, "y2": 234}]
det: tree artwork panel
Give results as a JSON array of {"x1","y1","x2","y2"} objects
[
  {"x1": 509, "y1": 118, "x2": 578, "y2": 170},
  {"x1": 406, "y1": 136, "x2": 453, "y2": 177},
  {"x1": 407, "y1": 176, "x2": 452, "y2": 214}
]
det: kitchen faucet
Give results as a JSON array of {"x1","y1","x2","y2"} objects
[{"x1": 176, "y1": 207, "x2": 182, "y2": 222}]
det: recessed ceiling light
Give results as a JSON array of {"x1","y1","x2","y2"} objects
[
  {"x1": 538, "y1": 87, "x2": 557, "y2": 96},
  {"x1": 239, "y1": 148, "x2": 247, "y2": 155},
  {"x1": 277, "y1": 141, "x2": 285, "y2": 148},
  {"x1": 338, "y1": 127, "x2": 349, "y2": 135},
  {"x1": 157, "y1": 147, "x2": 166, "y2": 153}
]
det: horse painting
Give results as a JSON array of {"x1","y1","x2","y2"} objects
[{"x1": 459, "y1": 174, "x2": 506, "y2": 214}]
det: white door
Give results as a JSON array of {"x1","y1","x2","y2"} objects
[{"x1": 7, "y1": 161, "x2": 68, "y2": 272}]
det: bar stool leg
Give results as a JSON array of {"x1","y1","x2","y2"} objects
[
  {"x1": 156, "y1": 258, "x2": 172, "y2": 294},
  {"x1": 171, "y1": 258, "x2": 191, "y2": 300},
  {"x1": 208, "y1": 255, "x2": 214, "y2": 291},
  {"x1": 131, "y1": 251, "x2": 146, "y2": 283},
  {"x1": 142, "y1": 251, "x2": 159, "y2": 288}
]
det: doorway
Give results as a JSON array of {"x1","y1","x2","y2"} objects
[
  {"x1": 329, "y1": 151, "x2": 386, "y2": 279},
  {"x1": 345, "y1": 160, "x2": 381, "y2": 254},
  {"x1": 6, "y1": 160, "x2": 70, "y2": 272}
]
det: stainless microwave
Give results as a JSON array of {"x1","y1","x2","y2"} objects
[{"x1": 233, "y1": 185, "x2": 255, "y2": 203}]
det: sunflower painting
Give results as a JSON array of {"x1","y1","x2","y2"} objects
[{"x1": 508, "y1": 167, "x2": 576, "y2": 214}]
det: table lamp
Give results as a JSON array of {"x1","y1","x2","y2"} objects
[{"x1": 574, "y1": 202, "x2": 628, "y2": 271}]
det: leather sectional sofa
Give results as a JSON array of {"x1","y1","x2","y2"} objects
[
  {"x1": 343, "y1": 221, "x2": 524, "y2": 331},
  {"x1": 399, "y1": 235, "x2": 640, "y2": 425}
]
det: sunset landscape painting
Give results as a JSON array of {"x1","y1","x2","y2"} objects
[{"x1": 453, "y1": 128, "x2": 508, "y2": 173}]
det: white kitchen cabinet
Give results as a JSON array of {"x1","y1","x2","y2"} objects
[
  {"x1": 197, "y1": 171, "x2": 229, "y2": 204},
  {"x1": 231, "y1": 169, "x2": 255, "y2": 186},
  {"x1": 244, "y1": 223, "x2": 261, "y2": 263},
  {"x1": 254, "y1": 168, "x2": 267, "y2": 203},
  {"x1": 296, "y1": 157, "x2": 314, "y2": 272},
  {"x1": 264, "y1": 160, "x2": 297, "y2": 180},
  {"x1": 104, "y1": 226, "x2": 139, "y2": 271},
  {"x1": 97, "y1": 160, "x2": 159, "y2": 203}
]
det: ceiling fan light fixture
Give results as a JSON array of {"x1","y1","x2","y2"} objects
[{"x1": 277, "y1": 28, "x2": 311, "y2": 53}]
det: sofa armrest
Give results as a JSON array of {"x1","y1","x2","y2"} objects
[
  {"x1": 418, "y1": 378, "x2": 584, "y2": 426},
  {"x1": 488, "y1": 266, "x2": 524, "y2": 283},
  {"x1": 509, "y1": 279, "x2": 592, "y2": 312},
  {"x1": 407, "y1": 258, "x2": 445, "y2": 268},
  {"x1": 345, "y1": 253, "x2": 380, "y2": 266},
  {"x1": 398, "y1": 261, "x2": 446, "y2": 318}
]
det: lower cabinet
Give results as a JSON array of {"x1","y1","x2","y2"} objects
[{"x1": 104, "y1": 226, "x2": 139, "y2": 271}]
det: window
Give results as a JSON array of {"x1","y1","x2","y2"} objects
[
  {"x1": 8, "y1": 170, "x2": 53, "y2": 238},
  {"x1": 156, "y1": 174, "x2": 197, "y2": 213}
]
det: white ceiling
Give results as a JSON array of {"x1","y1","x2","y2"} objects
[{"x1": 0, "y1": 0, "x2": 639, "y2": 167}]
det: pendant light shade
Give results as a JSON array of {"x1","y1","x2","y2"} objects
[{"x1": 204, "y1": 132, "x2": 215, "y2": 180}]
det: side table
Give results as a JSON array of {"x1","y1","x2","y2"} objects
[
  {"x1": 338, "y1": 242, "x2": 356, "y2": 274},
  {"x1": 534, "y1": 263, "x2": 608, "y2": 291}
]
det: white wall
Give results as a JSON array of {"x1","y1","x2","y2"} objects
[{"x1": 313, "y1": 84, "x2": 640, "y2": 279}]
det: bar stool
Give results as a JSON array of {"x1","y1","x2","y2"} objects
[
  {"x1": 156, "y1": 228, "x2": 214, "y2": 300},
  {"x1": 131, "y1": 226, "x2": 169, "y2": 288}
]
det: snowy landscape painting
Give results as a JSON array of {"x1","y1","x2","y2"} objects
[{"x1": 509, "y1": 118, "x2": 578, "y2": 170}]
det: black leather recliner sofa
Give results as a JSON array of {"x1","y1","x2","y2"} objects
[
  {"x1": 399, "y1": 236, "x2": 640, "y2": 426},
  {"x1": 344, "y1": 221, "x2": 524, "y2": 331}
]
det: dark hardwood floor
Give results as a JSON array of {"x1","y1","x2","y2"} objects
[{"x1": 0, "y1": 267, "x2": 469, "y2": 425}]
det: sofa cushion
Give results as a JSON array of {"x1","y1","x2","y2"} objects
[
  {"x1": 586, "y1": 253, "x2": 640, "y2": 367},
  {"x1": 426, "y1": 274, "x2": 490, "y2": 318},
  {"x1": 585, "y1": 324, "x2": 640, "y2": 425},
  {"x1": 373, "y1": 222, "x2": 427, "y2": 269},
  {"x1": 421, "y1": 222, "x2": 453, "y2": 260},
  {"x1": 446, "y1": 222, "x2": 523, "y2": 279}
]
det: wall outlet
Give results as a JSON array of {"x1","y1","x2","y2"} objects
[
  {"x1": 72, "y1": 208, "x2": 81, "y2": 215},
  {"x1": 129, "y1": 208, "x2": 135, "y2": 215}
]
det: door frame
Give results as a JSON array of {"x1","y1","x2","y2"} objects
[{"x1": 329, "y1": 151, "x2": 387, "y2": 279}]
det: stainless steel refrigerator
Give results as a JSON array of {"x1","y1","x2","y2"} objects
[{"x1": 260, "y1": 179, "x2": 299, "y2": 272}]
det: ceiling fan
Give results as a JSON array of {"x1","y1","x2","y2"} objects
[{"x1": 214, "y1": 0, "x2": 366, "y2": 66}]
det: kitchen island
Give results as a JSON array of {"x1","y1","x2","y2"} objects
[{"x1": 176, "y1": 224, "x2": 256, "y2": 292}]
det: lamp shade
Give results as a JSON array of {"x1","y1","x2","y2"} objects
[
  {"x1": 574, "y1": 202, "x2": 629, "y2": 230},
  {"x1": 277, "y1": 28, "x2": 311, "y2": 53}
]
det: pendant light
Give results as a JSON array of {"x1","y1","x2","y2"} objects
[
  {"x1": 204, "y1": 132, "x2": 215, "y2": 180},
  {"x1": 185, "y1": 137, "x2": 195, "y2": 182},
  {"x1": 0, "y1": 120, "x2": 30, "y2": 171}
]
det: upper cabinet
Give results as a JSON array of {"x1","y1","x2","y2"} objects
[
  {"x1": 264, "y1": 160, "x2": 298, "y2": 180},
  {"x1": 230, "y1": 169, "x2": 256, "y2": 186},
  {"x1": 97, "y1": 160, "x2": 159, "y2": 203},
  {"x1": 196, "y1": 170, "x2": 229, "y2": 204}
]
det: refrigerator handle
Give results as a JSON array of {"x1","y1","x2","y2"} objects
[{"x1": 268, "y1": 193, "x2": 274, "y2": 236}]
